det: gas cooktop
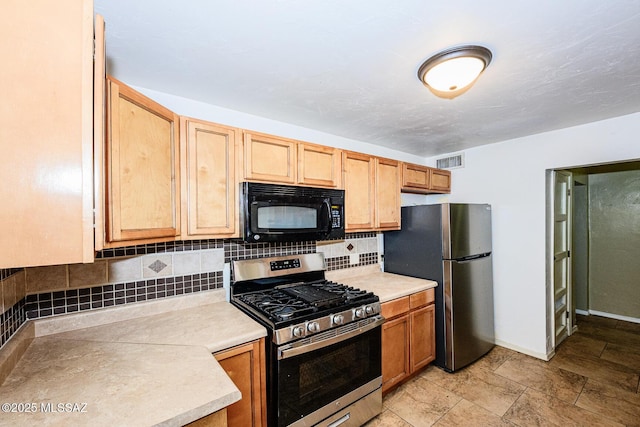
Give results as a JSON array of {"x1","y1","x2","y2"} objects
[{"x1": 231, "y1": 254, "x2": 380, "y2": 344}]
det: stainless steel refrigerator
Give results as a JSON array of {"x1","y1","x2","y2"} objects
[{"x1": 384, "y1": 203, "x2": 495, "y2": 372}]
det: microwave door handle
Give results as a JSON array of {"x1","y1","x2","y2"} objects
[{"x1": 322, "y1": 200, "x2": 333, "y2": 236}]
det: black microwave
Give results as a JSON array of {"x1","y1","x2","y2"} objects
[{"x1": 240, "y1": 182, "x2": 345, "y2": 243}]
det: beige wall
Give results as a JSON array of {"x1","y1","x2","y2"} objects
[{"x1": 588, "y1": 169, "x2": 640, "y2": 318}]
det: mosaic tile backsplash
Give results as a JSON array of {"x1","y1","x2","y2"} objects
[{"x1": 1, "y1": 233, "x2": 380, "y2": 349}]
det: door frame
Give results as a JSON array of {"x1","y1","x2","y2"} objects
[{"x1": 545, "y1": 169, "x2": 574, "y2": 356}]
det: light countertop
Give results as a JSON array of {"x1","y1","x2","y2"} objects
[
  {"x1": 0, "y1": 289, "x2": 267, "y2": 427},
  {"x1": 326, "y1": 264, "x2": 438, "y2": 302}
]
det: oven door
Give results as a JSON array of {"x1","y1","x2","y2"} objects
[{"x1": 273, "y1": 319, "x2": 383, "y2": 427}]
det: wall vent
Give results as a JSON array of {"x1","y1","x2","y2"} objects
[{"x1": 436, "y1": 153, "x2": 464, "y2": 169}]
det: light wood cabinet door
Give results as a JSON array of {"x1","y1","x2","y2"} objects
[
  {"x1": 243, "y1": 132, "x2": 296, "y2": 184},
  {"x1": 298, "y1": 143, "x2": 342, "y2": 188},
  {"x1": 214, "y1": 339, "x2": 267, "y2": 427},
  {"x1": 106, "y1": 76, "x2": 180, "y2": 245},
  {"x1": 94, "y1": 14, "x2": 107, "y2": 251},
  {"x1": 185, "y1": 409, "x2": 227, "y2": 427},
  {"x1": 401, "y1": 163, "x2": 431, "y2": 193},
  {"x1": 181, "y1": 118, "x2": 239, "y2": 238},
  {"x1": 430, "y1": 168, "x2": 452, "y2": 193},
  {"x1": 343, "y1": 151, "x2": 375, "y2": 231},
  {"x1": 381, "y1": 314, "x2": 410, "y2": 393},
  {"x1": 375, "y1": 158, "x2": 401, "y2": 230},
  {"x1": 0, "y1": 0, "x2": 94, "y2": 268},
  {"x1": 401, "y1": 162, "x2": 452, "y2": 194},
  {"x1": 410, "y1": 304, "x2": 436, "y2": 372}
]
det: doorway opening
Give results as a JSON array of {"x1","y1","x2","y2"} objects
[{"x1": 546, "y1": 160, "x2": 640, "y2": 356}]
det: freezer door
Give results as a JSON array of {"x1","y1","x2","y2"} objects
[
  {"x1": 443, "y1": 204, "x2": 493, "y2": 260},
  {"x1": 442, "y1": 254, "x2": 495, "y2": 372}
]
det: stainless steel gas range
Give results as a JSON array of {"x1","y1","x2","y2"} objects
[{"x1": 231, "y1": 253, "x2": 383, "y2": 427}]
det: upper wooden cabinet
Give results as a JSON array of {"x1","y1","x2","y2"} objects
[
  {"x1": 180, "y1": 118, "x2": 239, "y2": 238},
  {"x1": 0, "y1": 0, "x2": 95, "y2": 268},
  {"x1": 401, "y1": 162, "x2": 451, "y2": 194},
  {"x1": 342, "y1": 152, "x2": 376, "y2": 231},
  {"x1": 242, "y1": 132, "x2": 342, "y2": 188},
  {"x1": 430, "y1": 168, "x2": 452, "y2": 193},
  {"x1": 343, "y1": 152, "x2": 400, "y2": 232},
  {"x1": 375, "y1": 158, "x2": 401, "y2": 230},
  {"x1": 297, "y1": 143, "x2": 341, "y2": 188},
  {"x1": 243, "y1": 132, "x2": 297, "y2": 184},
  {"x1": 104, "y1": 76, "x2": 180, "y2": 246}
]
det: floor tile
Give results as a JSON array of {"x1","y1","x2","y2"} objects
[
  {"x1": 550, "y1": 348, "x2": 639, "y2": 393},
  {"x1": 469, "y1": 346, "x2": 519, "y2": 372},
  {"x1": 616, "y1": 320, "x2": 640, "y2": 335},
  {"x1": 575, "y1": 321, "x2": 640, "y2": 350},
  {"x1": 503, "y1": 388, "x2": 624, "y2": 426},
  {"x1": 364, "y1": 409, "x2": 413, "y2": 427},
  {"x1": 559, "y1": 332, "x2": 607, "y2": 357},
  {"x1": 495, "y1": 356, "x2": 587, "y2": 404},
  {"x1": 576, "y1": 314, "x2": 618, "y2": 328},
  {"x1": 575, "y1": 379, "x2": 640, "y2": 426},
  {"x1": 433, "y1": 400, "x2": 514, "y2": 426},
  {"x1": 601, "y1": 342, "x2": 640, "y2": 371},
  {"x1": 383, "y1": 376, "x2": 463, "y2": 426},
  {"x1": 425, "y1": 364, "x2": 526, "y2": 416}
]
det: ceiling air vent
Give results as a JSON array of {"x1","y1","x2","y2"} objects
[{"x1": 436, "y1": 153, "x2": 464, "y2": 169}]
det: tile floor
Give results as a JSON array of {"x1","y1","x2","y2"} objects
[{"x1": 365, "y1": 314, "x2": 640, "y2": 426}]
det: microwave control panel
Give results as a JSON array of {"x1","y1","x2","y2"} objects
[{"x1": 331, "y1": 205, "x2": 342, "y2": 228}]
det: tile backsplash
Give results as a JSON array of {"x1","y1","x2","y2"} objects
[{"x1": 1, "y1": 233, "x2": 380, "y2": 349}]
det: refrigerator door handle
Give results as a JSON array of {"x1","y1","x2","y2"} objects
[{"x1": 449, "y1": 252, "x2": 492, "y2": 263}]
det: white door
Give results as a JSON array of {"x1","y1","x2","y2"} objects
[{"x1": 552, "y1": 170, "x2": 573, "y2": 347}]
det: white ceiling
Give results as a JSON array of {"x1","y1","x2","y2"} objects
[{"x1": 95, "y1": 0, "x2": 640, "y2": 157}]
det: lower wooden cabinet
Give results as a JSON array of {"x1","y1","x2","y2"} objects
[
  {"x1": 381, "y1": 289, "x2": 435, "y2": 393},
  {"x1": 185, "y1": 408, "x2": 227, "y2": 427},
  {"x1": 214, "y1": 339, "x2": 267, "y2": 427}
]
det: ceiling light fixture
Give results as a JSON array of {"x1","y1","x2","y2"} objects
[{"x1": 417, "y1": 45, "x2": 492, "y2": 99}]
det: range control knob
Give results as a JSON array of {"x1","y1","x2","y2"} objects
[
  {"x1": 292, "y1": 326, "x2": 305, "y2": 337},
  {"x1": 307, "y1": 322, "x2": 320, "y2": 333},
  {"x1": 365, "y1": 305, "x2": 375, "y2": 315},
  {"x1": 355, "y1": 308, "x2": 365, "y2": 318},
  {"x1": 332, "y1": 314, "x2": 345, "y2": 325}
]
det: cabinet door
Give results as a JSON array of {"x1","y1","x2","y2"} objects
[
  {"x1": 94, "y1": 14, "x2": 107, "y2": 251},
  {"x1": 410, "y1": 304, "x2": 436, "y2": 373},
  {"x1": 215, "y1": 339, "x2": 266, "y2": 427},
  {"x1": 185, "y1": 409, "x2": 227, "y2": 427},
  {"x1": 430, "y1": 169, "x2": 452, "y2": 193},
  {"x1": 401, "y1": 163, "x2": 431, "y2": 194},
  {"x1": 106, "y1": 77, "x2": 180, "y2": 245},
  {"x1": 298, "y1": 143, "x2": 342, "y2": 188},
  {"x1": 0, "y1": 0, "x2": 94, "y2": 268},
  {"x1": 243, "y1": 132, "x2": 296, "y2": 184},
  {"x1": 181, "y1": 118, "x2": 239, "y2": 238},
  {"x1": 375, "y1": 158, "x2": 401, "y2": 230},
  {"x1": 343, "y1": 151, "x2": 375, "y2": 231},
  {"x1": 381, "y1": 314, "x2": 410, "y2": 393}
]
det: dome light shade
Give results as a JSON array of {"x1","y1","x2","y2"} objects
[{"x1": 418, "y1": 45, "x2": 492, "y2": 99}]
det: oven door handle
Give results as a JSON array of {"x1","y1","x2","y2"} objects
[{"x1": 278, "y1": 316, "x2": 384, "y2": 360}]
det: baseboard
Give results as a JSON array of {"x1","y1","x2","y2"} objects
[
  {"x1": 575, "y1": 309, "x2": 589, "y2": 316},
  {"x1": 494, "y1": 339, "x2": 551, "y2": 361},
  {"x1": 588, "y1": 310, "x2": 640, "y2": 324}
]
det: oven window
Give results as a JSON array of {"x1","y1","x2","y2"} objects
[
  {"x1": 257, "y1": 206, "x2": 318, "y2": 229},
  {"x1": 275, "y1": 327, "x2": 381, "y2": 426}
]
